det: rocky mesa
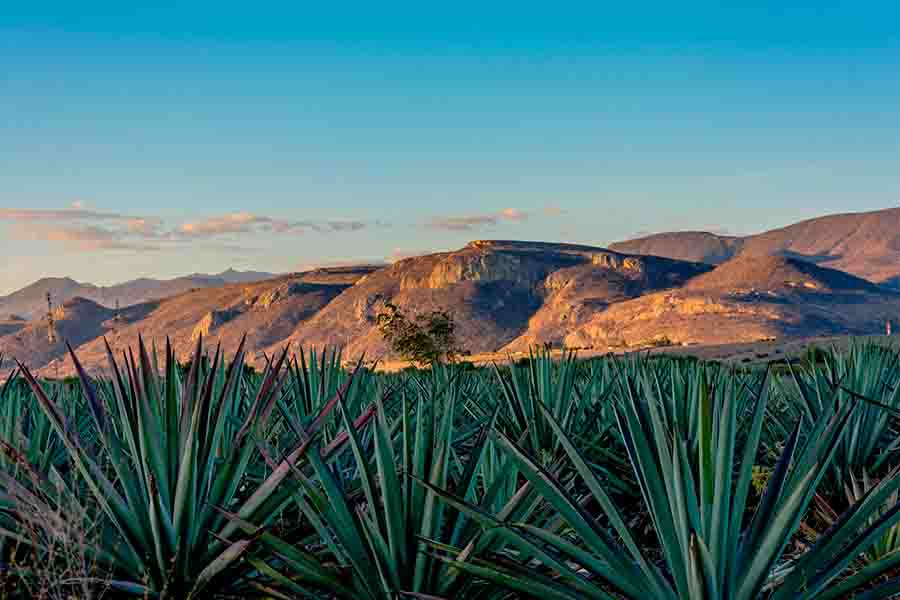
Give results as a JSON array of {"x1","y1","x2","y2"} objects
[{"x1": 279, "y1": 240, "x2": 711, "y2": 360}]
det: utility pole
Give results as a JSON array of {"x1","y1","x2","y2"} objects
[{"x1": 46, "y1": 292, "x2": 56, "y2": 344}]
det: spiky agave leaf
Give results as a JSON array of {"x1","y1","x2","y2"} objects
[
  {"x1": 438, "y1": 359, "x2": 900, "y2": 599},
  {"x1": 238, "y1": 363, "x2": 520, "y2": 600},
  {"x1": 772, "y1": 341, "x2": 900, "y2": 494},
  {"x1": 12, "y1": 336, "x2": 364, "y2": 597}
]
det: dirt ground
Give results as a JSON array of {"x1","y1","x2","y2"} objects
[{"x1": 369, "y1": 334, "x2": 900, "y2": 372}]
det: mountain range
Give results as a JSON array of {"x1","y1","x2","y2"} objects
[
  {"x1": 609, "y1": 206, "x2": 900, "y2": 286},
  {"x1": 3, "y1": 207, "x2": 900, "y2": 378},
  {"x1": 0, "y1": 269, "x2": 275, "y2": 320}
]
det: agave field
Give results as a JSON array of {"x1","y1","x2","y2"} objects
[{"x1": 2, "y1": 338, "x2": 900, "y2": 598}]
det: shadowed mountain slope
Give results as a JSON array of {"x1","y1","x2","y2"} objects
[{"x1": 610, "y1": 207, "x2": 900, "y2": 286}]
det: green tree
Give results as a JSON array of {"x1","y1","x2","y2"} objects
[{"x1": 376, "y1": 302, "x2": 460, "y2": 366}]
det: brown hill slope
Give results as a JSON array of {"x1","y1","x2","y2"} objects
[
  {"x1": 0, "y1": 317, "x2": 26, "y2": 338},
  {"x1": 683, "y1": 254, "x2": 881, "y2": 293},
  {"x1": 738, "y1": 208, "x2": 900, "y2": 284},
  {"x1": 0, "y1": 297, "x2": 156, "y2": 377},
  {"x1": 551, "y1": 255, "x2": 900, "y2": 351},
  {"x1": 0, "y1": 269, "x2": 276, "y2": 320},
  {"x1": 281, "y1": 241, "x2": 710, "y2": 360},
  {"x1": 0, "y1": 278, "x2": 87, "y2": 320},
  {"x1": 504, "y1": 255, "x2": 710, "y2": 351},
  {"x1": 609, "y1": 207, "x2": 900, "y2": 286},
  {"x1": 11, "y1": 266, "x2": 377, "y2": 378}
]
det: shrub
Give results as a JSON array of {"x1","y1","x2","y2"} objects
[{"x1": 376, "y1": 303, "x2": 460, "y2": 366}]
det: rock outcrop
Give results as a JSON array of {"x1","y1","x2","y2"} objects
[
  {"x1": 253, "y1": 282, "x2": 319, "y2": 310},
  {"x1": 505, "y1": 254, "x2": 710, "y2": 351},
  {"x1": 522, "y1": 254, "x2": 900, "y2": 352},
  {"x1": 192, "y1": 308, "x2": 242, "y2": 342},
  {"x1": 281, "y1": 241, "x2": 710, "y2": 360}
]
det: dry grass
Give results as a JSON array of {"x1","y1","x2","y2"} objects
[{"x1": 0, "y1": 465, "x2": 113, "y2": 600}]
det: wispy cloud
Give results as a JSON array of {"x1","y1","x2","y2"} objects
[
  {"x1": 295, "y1": 257, "x2": 388, "y2": 272},
  {"x1": 387, "y1": 247, "x2": 443, "y2": 262},
  {"x1": 0, "y1": 208, "x2": 166, "y2": 252},
  {"x1": 177, "y1": 212, "x2": 372, "y2": 238},
  {"x1": 3, "y1": 204, "x2": 564, "y2": 256},
  {"x1": 425, "y1": 208, "x2": 526, "y2": 231},
  {"x1": 126, "y1": 217, "x2": 166, "y2": 237},
  {"x1": 425, "y1": 206, "x2": 564, "y2": 231},
  {"x1": 542, "y1": 205, "x2": 568, "y2": 217},
  {"x1": 426, "y1": 216, "x2": 499, "y2": 231},
  {"x1": 8, "y1": 222, "x2": 162, "y2": 252},
  {"x1": 0, "y1": 206, "x2": 376, "y2": 252},
  {"x1": 178, "y1": 212, "x2": 268, "y2": 237},
  {"x1": 0, "y1": 207, "x2": 146, "y2": 223},
  {"x1": 499, "y1": 208, "x2": 528, "y2": 221}
]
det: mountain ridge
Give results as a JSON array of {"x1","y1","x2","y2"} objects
[
  {"x1": 0, "y1": 269, "x2": 277, "y2": 320},
  {"x1": 609, "y1": 207, "x2": 900, "y2": 286},
  {"x1": 3, "y1": 207, "x2": 900, "y2": 377}
]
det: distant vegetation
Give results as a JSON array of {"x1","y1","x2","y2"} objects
[
  {"x1": 3, "y1": 340, "x2": 900, "y2": 597},
  {"x1": 376, "y1": 302, "x2": 460, "y2": 365}
]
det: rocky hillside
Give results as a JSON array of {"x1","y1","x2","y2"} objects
[
  {"x1": 501, "y1": 253, "x2": 710, "y2": 351},
  {"x1": 0, "y1": 269, "x2": 276, "y2": 320},
  {"x1": 0, "y1": 316, "x2": 26, "y2": 338},
  {"x1": 546, "y1": 255, "x2": 900, "y2": 351},
  {"x1": 610, "y1": 207, "x2": 900, "y2": 286},
  {"x1": 279, "y1": 241, "x2": 710, "y2": 360},
  {"x1": 36, "y1": 266, "x2": 378, "y2": 377},
  {"x1": 0, "y1": 297, "x2": 156, "y2": 376}
]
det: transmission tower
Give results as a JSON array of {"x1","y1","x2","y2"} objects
[{"x1": 46, "y1": 292, "x2": 57, "y2": 344}]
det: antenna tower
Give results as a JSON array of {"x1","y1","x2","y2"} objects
[{"x1": 46, "y1": 292, "x2": 56, "y2": 344}]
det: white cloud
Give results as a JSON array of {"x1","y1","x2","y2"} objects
[{"x1": 424, "y1": 206, "x2": 568, "y2": 231}]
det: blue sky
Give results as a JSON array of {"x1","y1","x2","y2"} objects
[{"x1": 2, "y1": 2, "x2": 899, "y2": 294}]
